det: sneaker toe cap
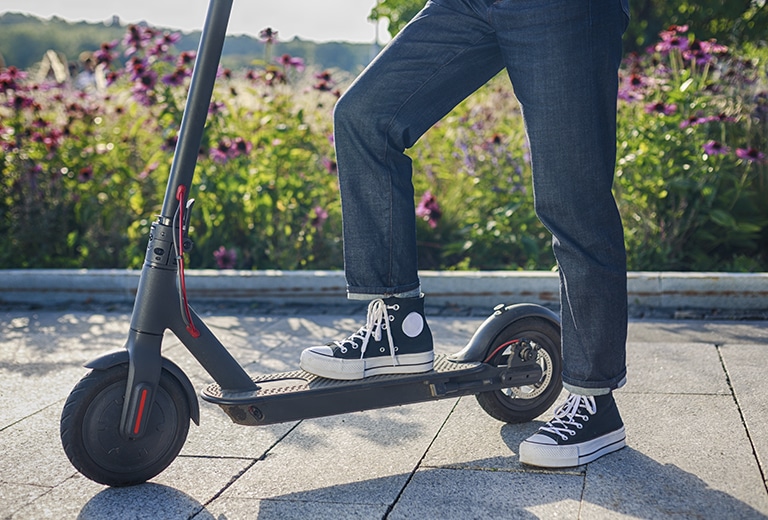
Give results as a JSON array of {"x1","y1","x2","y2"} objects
[
  {"x1": 302, "y1": 345, "x2": 334, "y2": 358},
  {"x1": 523, "y1": 433, "x2": 558, "y2": 446}
]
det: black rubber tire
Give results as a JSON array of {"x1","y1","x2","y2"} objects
[
  {"x1": 60, "y1": 364, "x2": 190, "y2": 487},
  {"x1": 475, "y1": 316, "x2": 562, "y2": 423}
]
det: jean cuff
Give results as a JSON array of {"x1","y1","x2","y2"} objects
[{"x1": 563, "y1": 375, "x2": 627, "y2": 396}]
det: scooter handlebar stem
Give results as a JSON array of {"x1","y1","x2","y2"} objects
[{"x1": 160, "y1": 0, "x2": 234, "y2": 220}]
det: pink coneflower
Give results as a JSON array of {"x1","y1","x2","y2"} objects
[
  {"x1": 311, "y1": 206, "x2": 329, "y2": 231},
  {"x1": 177, "y1": 51, "x2": 197, "y2": 68},
  {"x1": 736, "y1": 147, "x2": 766, "y2": 163},
  {"x1": 655, "y1": 25, "x2": 689, "y2": 54},
  {"x1": 321, "y1": 157, "x2": 337, "y2": 174},
  {"x1": 618, "y1": 73, "x2": 647, "y2": 102},
  {"x1": 123, "y1": 24, "x2": 155, "y2": 56},
  {"x1": 276, "y1": 54, "x2": 305, "y2": 71},
  {"x1": 213, "y1": 246, "x2": 237, "y2": 269},
  {"x1": 230, "y1": 137, "x2": 252, "y2": 158},
  {"x1": 94, "y1": 40, "x2": 119, "y2": 67},
  {"x1": 210, "y1": 140, "x2": 232, "y2": 163},
  {"x1": 416, "y1": 191, "x2": 442, "y2": 229},
  {"x1": 0, "y1": 66, "x2": 26, "y2": 91},
  {"x1": 259, "y1": 27, "x2": 278, "y2": 44},
  {"x1": 78, "y1": 166, "x2": 94, "y2": 182},
  {"x1": 703, "y1": 140, "x2": 729, "y2": 156},
  {"x1": 644, "y1": 102, "x2": 677, "y2": 116},
  {"x1": 162, "y1": 67, "x2": 190, "y2": 87}
]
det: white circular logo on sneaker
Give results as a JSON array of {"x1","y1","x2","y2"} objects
[{"x1": 401, "y1": 312, "x2": 424, "y2": 338}]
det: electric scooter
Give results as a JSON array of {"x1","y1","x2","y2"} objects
[{"x1": 59, "y1": 0, "x2": 563, "y2": 487}]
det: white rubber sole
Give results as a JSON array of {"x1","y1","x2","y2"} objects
[
  {"x1": 299, "y1": 350, "x2": 435, "y2": 380},
  {"x1": 519, "y1": 426, "x2": 626, "y2": 468}
]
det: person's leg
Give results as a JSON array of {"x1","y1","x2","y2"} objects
[
  {"x1": 333, "y1": 0, "x2": 505, "y2": 297},
  {"x1": 490, "y1": 0, "x2": 630, "y2": 466},
  {"x1": 301, "y1": 0, "x2": 505, "y2": 380}
]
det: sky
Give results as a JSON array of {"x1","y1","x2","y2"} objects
[{"x1": 0, "y1": 0, "x2": 391, "y2": 43}]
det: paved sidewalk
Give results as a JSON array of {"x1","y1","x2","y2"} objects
[{"x1": 1, "y1": 305, "x2": 767, "y2": 519}]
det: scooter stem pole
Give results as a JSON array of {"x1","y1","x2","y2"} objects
[{"x1": 160, "y1": 0, "x2": 233, "y2": 220}]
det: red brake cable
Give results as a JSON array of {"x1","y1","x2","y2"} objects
[{"x1": 176, "y1": 185, "x2": 201, "y2": 338}]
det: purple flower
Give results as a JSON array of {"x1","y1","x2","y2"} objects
[
  {"x1": 313, "y1": 70, "x2": 335, "y2": 92},
  {"x1": 679, "y1": 115, "x2": 707, "y2": 128},
  {"x1": 94, "y1": 40, "x2": 119, "y2": 67},
  {"x1": 682, "y1": 38, "x2": 728, "y2": 66},
  {"x1": 0, "y1": 66, "x2": 26, "y2": 91},
  {"x1": 321, "y1": 157, "x2": 337, "y2": 174},
  {"x1": 276, "y1": 54, "x2": 305, "y2": 71},
  {"x1": 177, "y1": 51, "x2": 197, "y2": 69},
  {"x1": 208, "y1": 100, "x2": 226, "y2": 115},
  {"x1": 210, "y1": 140, "x2": 231, "y2": 163},
  {"x1": 133, "y1": 70, "x2": 158, "y2": 96},
  {"x1": 618, "y1": 73, "x2": 647, "y2": 102},
  {"x1": 138, "y1": 161, "x2": 159, "y2": 180},
  {"x1": 149, "y1": 31, "x2": 182, "y2": 59},
  {"x1": 230, "y1": 137, "x2": 252, "y2": 158},
  {"x1": 10, "y1": 93, "x2": 35, "y2": 110},
  {"x1": 703, "y1": 140, "x2": 729, "y2": 156},
  {"x1": 644, "y1": 102, "x2": 677, "y2": 116},
  {"x1": 311, "y1": 206, "x2": 329, "y2": 231},
  {"x1": 123, "y1": 24, "x2": 155, "y2": 56},
  {"x1": 736, "y1": 148, "x2": 766, "y2": 163},
  {"x1": 213, "y1": 246, "x2": 237, "y2": 269},
  {"x1": 416, "y1": 191, "x2": 442, "y2": 229},
  {"x1": 162, "y1": 67, "x2": 190, "y2": 86},
  {"x1": 655, "y1": 25, "x2": 689, "y2": 54},
  {"x1": 259, "y1": 27, "x2": 278, "y2": 44},
  {"x1": 78, "y1": 166, "x2": 94, "y2": 182}
]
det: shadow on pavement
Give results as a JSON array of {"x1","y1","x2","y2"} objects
[{"x1": 77, "y1": 483, "x2": 216, "y2": 520}]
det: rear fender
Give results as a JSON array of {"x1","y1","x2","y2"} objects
[{"x1": 448, "y1": 303, "x2": 560, "y2": 363}]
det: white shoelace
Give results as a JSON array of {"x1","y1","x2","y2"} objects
[
  {"x1": 539, "y1": 394, "x2": 597, "y2": 441},
  {"x1": 333, "y1": 298, "x2": 399, "y2": 365}
]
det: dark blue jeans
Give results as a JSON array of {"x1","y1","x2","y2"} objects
[{"x1": 334, "y1": 0, "x2": 630, "y2": 394}]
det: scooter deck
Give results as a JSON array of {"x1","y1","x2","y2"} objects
[{"x1": 202, "y1": 354, "x2": 542, "y2": 426}]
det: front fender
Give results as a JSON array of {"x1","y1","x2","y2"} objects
[
  {"x1": 85, "y1": 350, "x2": 200, "y2": 425},
  {"x1": 448, "y1": 303, "x2": 560, "y2": 363}
]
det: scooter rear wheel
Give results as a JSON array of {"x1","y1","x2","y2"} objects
[
  {"x1": 60, "y1": 364, "x2": 190, "y2": 487},
  {"x1": 475, "y1": 316, "x2": 562, "y2": 423}
]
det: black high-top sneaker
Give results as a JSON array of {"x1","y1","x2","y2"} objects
[
  {"x1": 519, "y1": 392, "x2": 626, "y2": 468},
  {"x1": 300, "y1": 295, "x2": 434, "y2": 380}
]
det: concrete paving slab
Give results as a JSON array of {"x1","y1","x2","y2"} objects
[
  {"x1": 0, "y1": 483, "x2": 49, "y2": 519},
  {"x1": 624, "y1": 342, "x2": 731, "y2": 395},
  {"x1": 720, "y1": 343, "x2": 768, "y2": 486},
  {"x1": 421, "y1": 393, "x2": 573, "y2": 473},
  {"x1": 581, "y1": 393, "x2": 768, "y2": 518},
  {"x1": 0, "y1": 312, "x2": 128, "y2": 429},
  {"x1": 0, "y1": 404, "x2": 76, "y2": 489},
  {"x1": 7, "y1": 453, "x2": 252, "y2": 519},
  {"x1": 200, "y1": 496, "x2": 386, "y2": 519},
  {"x1": 182, "y1": 400, "x2": 297, "y2": 459},
  {"x1": 215, "y1": 400, "x2": 457, "y2": 503},
  {"x1": 388, "y1": 468, "x2": 583, "y2": 519},
  {"x1": 627, "y1": 320, "x2": 768, "y2": 344},
  {"x1": 2, "y1": 309, "x2": 768, "y2": 519}
]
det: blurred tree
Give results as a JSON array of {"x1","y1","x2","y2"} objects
[{"x1": 369, "y1": 0, "x2": 768, "y2": 51}]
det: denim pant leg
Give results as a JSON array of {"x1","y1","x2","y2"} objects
[
  {"x1": 491, "y1": 0, "x2": 630, "y2": 394},
  {"x1": 333, "y1": 1, "x2": 504, "y2": 297}
]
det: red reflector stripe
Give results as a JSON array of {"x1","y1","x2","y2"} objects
[{"x1": 133, "y1": 388, "x2": 149, "y2": 435}]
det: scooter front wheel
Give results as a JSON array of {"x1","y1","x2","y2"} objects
[
  {"x1": 475, "y1": 316, "x2": 562, "y2": 423},
  {"x1": 60, "y1": 364, "x2": 190, "y2": 487}
]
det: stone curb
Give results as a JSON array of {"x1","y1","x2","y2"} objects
[{"x1": 1, "y1": 269, "x2": 767, "y2": 310}]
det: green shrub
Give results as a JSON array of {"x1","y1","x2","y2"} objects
[
  {"x1": 1, "y1": 24, "x2": 766, "y2": 272},
  {"x1": 614, "y1": 25, "x2": 767, "y2": 270}
]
